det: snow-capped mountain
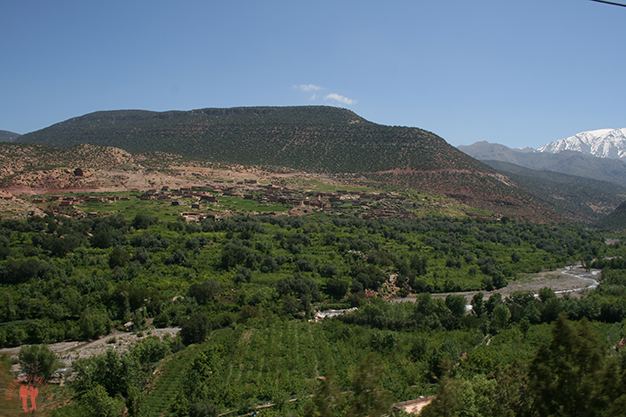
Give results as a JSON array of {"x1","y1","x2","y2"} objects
[{"x1": 537, "y1": 128, "x2": 626, "y2": 159}]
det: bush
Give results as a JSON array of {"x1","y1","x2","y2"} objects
[
  {"x1": 320, "y1": 263, "x2": 339, "y2": 278},
  {"x1": 188, "y1": 280, "x2": 220, "y2": 304}
]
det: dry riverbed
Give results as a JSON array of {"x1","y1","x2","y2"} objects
[
  {"x1": 0, "y1": 327, "x2": 180, "y2": 381},
  {"x1": 394, "y1": 264, "x2": 601, "y2": 304}
]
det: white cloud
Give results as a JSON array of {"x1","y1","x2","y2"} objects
[
  {"x1": 324, "y1": 93, "x2": 356, "y2": 106},
  {"x1": 295, "y1": 84, "x2": 322, "y2": 92}
]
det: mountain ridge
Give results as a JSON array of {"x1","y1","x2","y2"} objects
[
  {"x1": 0, "y1": 130, "x2": 21, "y2": 142},
  {"x1": 458, "y1": 141, "x2": 626, "y2": 189},
  {"x1": 538, "y1": 128, "x2": 626, "y2": 159}
]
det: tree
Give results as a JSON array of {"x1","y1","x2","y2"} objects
[
  {"x1": 304, "y1": 372, "x2": 345, "y2": 417},
  {"x1": 180, "y1": 313, "x2": 210, "y2": 345},
  {"x1": 471, "y1": 292, "x2": 484, "y2": 317},
  {"x1": 79, "y1": 384, "x2": 124, "y2": 417},
  {"x1": 18, "y1": 344, "x2": 62, "y2": 381},
  {"x1": 188, "y1": 280, "x2": 220, "y2": 305},
  {"x1": 421, "y1": 375, "x2": 499, "y2": 417},
  {"x1": 233, "y1": 267, "x2": 251, "y2": 283},
  {"x1": 79, "y1": 309, "x2": 110, "y2": 340},
  {"x1": 347, "y1": 354, "x2": 392, "y2": 417},
  {"x1": 109, "y1": 245, "x2": 130, "y2": 269},
  {"x1": 131, "y1": 214, "x2": 158, "y2": 230},
  {"x1": 72, "y1": 348, "x2": 139, "y2": 400},
  {"x1": 320, "y1": 263, "x2": 339, "y2": 278},
  {"x1": 277, "y1": 273, "x2": 319, "y2": 300},
  {"x1": 491, "y1": 303, "x2": 511, "y2": 332},
  {"x1": 445, "y1": 294, "x2": 467, "y2": 318},
  {"x1": 528, "y1": 314, "x2": 610, "y2": 416},
  {"x1": 325, "y1": 279, "x2": 349, "y2": 300}
]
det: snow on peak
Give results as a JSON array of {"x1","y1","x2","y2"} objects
[{"x1": 537, "y1": 128, "x2": 626, "y2": 159}]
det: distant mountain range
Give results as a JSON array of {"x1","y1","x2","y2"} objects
[
  {"x1": 538, "y1": 128, "x2": 626, "y2": 159},
  {"x1": 0, "y1": 130, "x2": 21, "y2": 142},
  {"x1": 458, "y1": 141, "x2": 626, "y2": 189},
  {"x1": 459, "y1": 130, "x2": 626, "y2": 227}
]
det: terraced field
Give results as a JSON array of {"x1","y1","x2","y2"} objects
[{"x1": 143, "y1": 320, "x2": 433, "y2": 415}]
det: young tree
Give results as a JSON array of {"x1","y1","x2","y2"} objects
[
  {"x1": 79, "y1": 384, "x2": 124, "y2": 417},
  {"x1": 471, "y1": 292, "x2": 484, "y2": 317},
  {"x1": 18, "y1": 344, "x2": 62, "y2": 381},
  {"x1": 528, "y1": 314, "x2": 611, "y2": 416},
  {"x1": 491, "y1": 304, "x2": 511, "y2": 332},
  {"x1": 346, "y1": 354, "x2": 392, "y2": 417}
]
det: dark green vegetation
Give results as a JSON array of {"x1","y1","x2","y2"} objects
[
  {"x1": 0, "y1": 211, "x2": 607, "y2": 347},
  {"x1": 597, "y1": 200, "x2": 626, "y2": 232},
  {"x1": 18, "y1": 344, "x2": 63, "y2": 381},
  {"x1": 1, "y1": 205, "x2": 626, "y2": 416},
  {"x1": 421, "y1": 315, "x2": 626, "y2": 417}
]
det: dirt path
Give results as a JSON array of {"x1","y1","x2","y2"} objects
[{"x1": 393, "y1": 264, "x2": 601, "y2": 304}]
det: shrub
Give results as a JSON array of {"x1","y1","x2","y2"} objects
[{"x1": 188, "y1": 280, "x2": 220, "y2": 305}]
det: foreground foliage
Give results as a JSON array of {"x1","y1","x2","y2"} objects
[{"x1": 1, "y1": 211, "x2": 626, "y2": 416}]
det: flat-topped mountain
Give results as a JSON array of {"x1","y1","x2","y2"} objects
[{"x1": 18, "y1": 106, "x2": 487, "y2": 174}]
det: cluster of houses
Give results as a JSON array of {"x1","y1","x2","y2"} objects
[{"x1": 24, "y1": 178, "x2": 415, "y2": 220}]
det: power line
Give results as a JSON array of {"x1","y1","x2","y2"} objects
[{"x1": 590, "y1": 0, "x2": 626, "y2": 7}]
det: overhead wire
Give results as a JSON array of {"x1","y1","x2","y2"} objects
[{"x1": 590, "y1": 0, "x2": 626, "y2": 7}]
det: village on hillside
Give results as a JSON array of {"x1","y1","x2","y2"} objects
[{"x1": 3, "y1": 177, "x2": 422, "y2": 221}]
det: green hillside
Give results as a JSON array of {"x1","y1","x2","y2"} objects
[
  {"x1": 484, "y1": 160, "x2": 626, "y2": 222},
  {"x1": 597, "y1": 200, "x2": 626, "y2": 231},
  {"x1": 18, "y1": 106, "x2": 489, "y2": 174}
]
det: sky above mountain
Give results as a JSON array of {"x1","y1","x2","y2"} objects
[{"x1": 1, "y1": 1, "x2": 625, "y2": 149}]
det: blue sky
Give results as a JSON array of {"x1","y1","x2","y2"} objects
[{"x1": 1, "y1": 0, "x2": 625, "y2": 149}]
